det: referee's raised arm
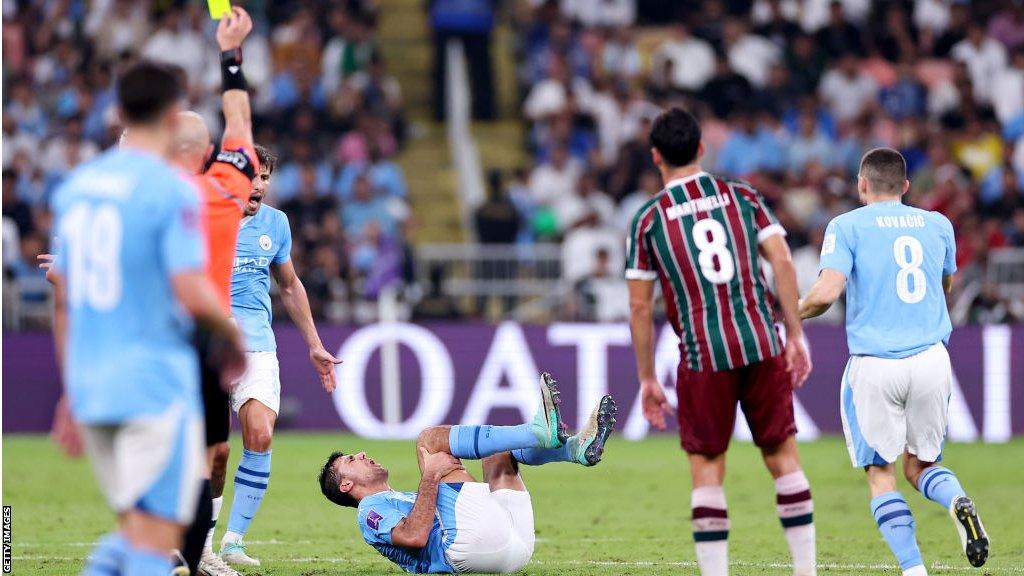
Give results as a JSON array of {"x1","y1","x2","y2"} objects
[{"x1": 217, "y1": 7, "x2": 254, "y2": 148}]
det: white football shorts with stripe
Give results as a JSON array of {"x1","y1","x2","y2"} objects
[{"x1": 840, "y1": 343, "x2": 952, "y2": 468}]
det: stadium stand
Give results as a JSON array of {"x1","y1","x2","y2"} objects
[{"x1": 3, "y1": 0, "x2": 1023, "y2": 328}]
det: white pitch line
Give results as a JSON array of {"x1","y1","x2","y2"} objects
[{"x1": 11, "y1": 556, "x2": 1020, "y2": 573}]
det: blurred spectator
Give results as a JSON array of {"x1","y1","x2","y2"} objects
[
  {"x1": 992, "y1": 49, "x2": 1024, "y2": 128},
  {"x1": 615, "y1": 169, "x2": 661, "y2": 231},
  {"x1": 951, "y1": 23, "x2": 1009, "y2": 105},
  {"x1": 787, "y1": 112, "x2": 833, "y2": 171},
  {"x1": 931, "y1": 3, "x2": 970, "y2": 57},
  {"x1": 987, "y1": 1, "x2": 1024, "y2": 51},
  {"x1": 784, "y1": 33, "x2": 827, "y2": 94},
  {"x1": 701, "y1": 56, "x2": 754, "y2": 119},
  {"x1": 282, "y1": 165, "x2": 338, "y2": 246},
  {"x1": 716, "y1": 110, "x2": 785, "y2": 177},
  {"x1": 554, "y1": 171, "x2": 615, "y2": 233},
  {"x1": 342, "y1": 174, "x2": 399, "y2": 238},
  {"x1": 528, "y1": 145, "x2": 582, "y2": 207},
  {"x1": 574, "y1": 248, "x2": 630, "y2": 322},
  {"x1": 818, "y1": 53, "x2": 877, "y2": 122},
  {"x1": 475, "y1": 170, "x2": 520, "y2": 244},
  {"x1": 814, "y1": 1, "x2": 865, "y2": 57},
  {"x1": 2, "y1": 171, "x2": 34, "y2": 238},
  {"x1": 651, "y1": 23, "x2": 716, "y2": 92},
  {"x1": 724, "y1": 18, "x2": 781, "y2": 88},
  {"x1": 430, "y1": 0, "x2": 496, "y2": 120},
  {"x1": 879, "y1": 64, "x2": 927, "y2": 121}
]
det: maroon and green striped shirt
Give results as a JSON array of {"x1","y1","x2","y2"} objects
[{"x1": 626, "y1": 171, "x2": 785, "y2": 372}]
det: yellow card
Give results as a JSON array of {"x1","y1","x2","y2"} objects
[{"x1": 207, "y1": 0, "x2": 231, "y2": 19}]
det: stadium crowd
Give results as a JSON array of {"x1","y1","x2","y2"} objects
[
  {"x1": 4, "y1": 0, "x2": 1024, "y2": 327},
  {"x1": 482, "y1": 0, "x2": 1024, "y2": 323},
  {"x1": 2, "y1": 0, "x2": 411, "y2": 324}
]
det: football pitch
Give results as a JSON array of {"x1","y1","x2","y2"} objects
[{"x1": 3, "y1": 433, "x2": 1022, "y2": 575}]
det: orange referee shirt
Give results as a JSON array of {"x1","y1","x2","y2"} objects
[{"x1": 195, "y1": 138, "x2": 259, "y2": 312}]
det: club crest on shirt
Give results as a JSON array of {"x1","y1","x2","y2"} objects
[
  {"x1": 366, "y1": 510, "x2": 383, "y2": 530},
  {"x1": 259, "y1": 234, "x2": 272, "y2": 251}
]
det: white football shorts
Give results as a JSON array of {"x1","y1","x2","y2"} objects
[
  {"x1": 230, "y1": 351, "x2": 281, "y2": 415},
  {"x1": 81, "y1": 401, "x2": 203, "y2": 523},
  {"x1": 444, "y1": 482, "x2": 535, "y2": 574},
  {"x1": 840, "y1": 342, "x2": 952, "y2": 468}
]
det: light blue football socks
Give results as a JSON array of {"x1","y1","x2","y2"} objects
[
  {"x1": 871, "y1": 492, "x2": 924, "y2": 572},
  {"x1": 511, "y1": 442, "x2": 575, "y2": 465},
  {"x1": 225, "y1": 448, "x2": 272, "y2": 539},
  {"x1": 82, "y1": 532, "x2": 128, "y2": 576},
  {"x1": 448, "y1": 424, "x2": 538, "y2": 460},
  {"x1": 123, "y1": 546, "x2": 173, "y2": 576},
  {"x1": 918, "y1": 466, "x2": 966, "y2": 509}
]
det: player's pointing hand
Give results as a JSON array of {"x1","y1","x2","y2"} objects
[{"x1": 310, "y1": 346, "x2": 343, "y2": 393}]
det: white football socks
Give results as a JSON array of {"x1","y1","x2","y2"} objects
[
  {"x1": 205, "y1": 496, "x2": 223, "y2": 553},
  {"x1": 775, "y1": 471, "x2": 816, "y2": 576},
  {"x1": 691, "y1": 486, "x2": 729, "y2": 576}
]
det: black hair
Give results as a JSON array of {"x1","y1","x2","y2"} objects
[
  {"x1": 319, "y1": 451, "x2": 358, "y2": 508},
  {"x1": 859, "y1": 147, "x2": 907, "y2": 195},
  {"x1": 117, "y1": 61, "x2": 183, "y2": 125},
  {"x1": 649, "y1": 108, "x2": 702, "y2": 168},
  {"x1": 254, "y1": 144, "x2": 277, "y2": 175}
]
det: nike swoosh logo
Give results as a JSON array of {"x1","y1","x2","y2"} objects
[{"x1": 241, "y1": 514, "x2": 254, "y2": 520}]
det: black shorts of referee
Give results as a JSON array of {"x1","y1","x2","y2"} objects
[{"x1": 193, "y1": 327, "x2": 231, "y2": 447}]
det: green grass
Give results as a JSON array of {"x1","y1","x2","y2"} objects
[{"x1": 4, "y1": 434, "x2": 1022, "y2": 575}]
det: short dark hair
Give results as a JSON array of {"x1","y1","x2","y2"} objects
[
  {"x1": 319, "y1": 451, "x2": 358, "y2": 508},
  {"x1": 650, "y1": 108, "x2": 702, "y2": 167},
  {"x1": 117, "y1": 61, "x2": 183, "y2": 125},
  {"x1": 859, "y1": 147, "x2": 907, "y2": 195},
  {"x1": 254, "y1": 144, "x2": 277, "y2": 174}
]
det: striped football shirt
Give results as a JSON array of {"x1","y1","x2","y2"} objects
[{"x1": 626, "y1": 171, "x2": 785, "y2": 372}]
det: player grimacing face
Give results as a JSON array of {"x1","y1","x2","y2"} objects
[
  {"x1": 335, "y1": 452, "x2": 389, "y2": 492},
  {"x1": 246, "y1": 164, "x2": 271, "y2": 216}
]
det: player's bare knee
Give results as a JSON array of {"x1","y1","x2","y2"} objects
[
  {"x1": 245, "y1": 427, "x2": 273, "y2": 452},
  {"x1": 416, "y1": 426, "x2": 451, "y2": 454}
]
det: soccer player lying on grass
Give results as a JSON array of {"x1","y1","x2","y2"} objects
[{"x1": 318, "y1": 373, "x2": 617, "y2": 574}]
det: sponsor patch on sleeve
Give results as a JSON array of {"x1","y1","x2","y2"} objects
[
  {"x1": 213, "y1": 148, "x2": 255, "y2": 179},
  {"x1": 366, "y1": 510, "x2": 383, "y2": 531},
  {"x1": 821, "y1": 233, "x2": 836, "y2": 256}
]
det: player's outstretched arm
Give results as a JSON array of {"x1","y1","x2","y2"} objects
[
  {"x1": 272, "y1": 260, "x2": 342, "y2": 392},
  {"x1": 628, "y1": 278, "x2": 673, "y2": 429},
  {"x1": 217, "y1": 7, "x2": 254, "y2": 148},
  {"x1": 799, "y1": 269, "x2": 846, "y2": 320},
  {"x1": 390, "y1": 449, "x2": 464, "y2": 549},
  {"x1": 760, "y1": 234, "x2": 812, "y2": 387}
]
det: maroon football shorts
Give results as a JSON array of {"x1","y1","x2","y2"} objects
[{"x1": 675, "y1": 354, "x2": 797, "y2": 456}]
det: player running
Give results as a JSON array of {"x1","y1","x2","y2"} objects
[
  {"x1": 626, "y1": 108, "x2": 815, "y2": 576},
  {"x1": 318, "y1": 373, "x2": 617, "y2": 574},
  {"x1": 48, "y1": 61, "x2": 245, "y2": 576},
  {"x1": 216, "y1": 145, "x2": 342, "y2": 567},
  {"x1": 166, "y1": 8, "x2": 259, "y2": 575},
  {"x1": 800, "y1": 148, "x2": 989, "y2": 575}
]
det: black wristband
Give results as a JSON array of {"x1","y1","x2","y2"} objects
[{"x1": 220, "y1": 48, "x2": 247, "y2": 92}]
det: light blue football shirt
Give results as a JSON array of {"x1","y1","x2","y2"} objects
[
  {"x1": 230, "y1": 205, "x2": 292, "y2": 352},
  {"x1": 819, "y1": 200, "x2": 957, "y2": 358},
  {"x1": 356, "y1": 485, "x2": 461, "y2": 574},
  {"x1": 51, "y1": 149, "x2": 205, "y2": 423}
]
